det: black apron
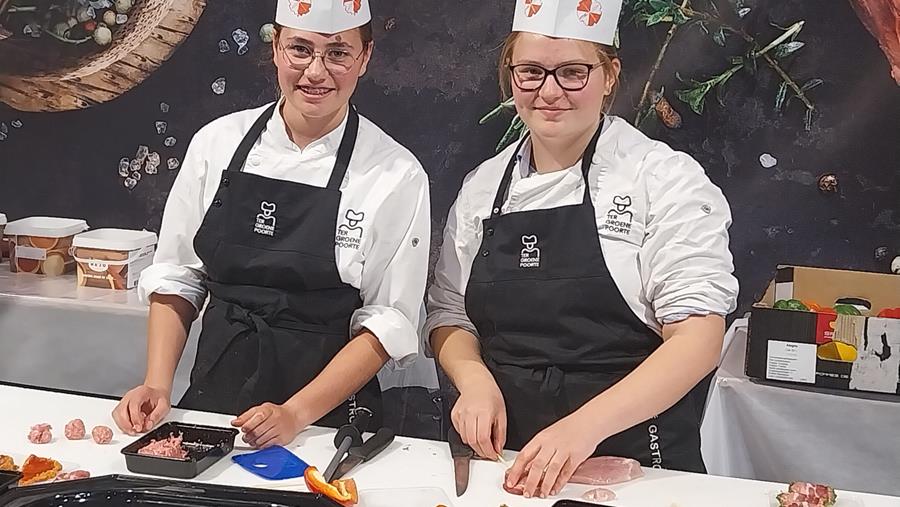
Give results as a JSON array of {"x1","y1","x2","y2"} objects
[
  {"x1": 180, "y1": 103, "x2": 382, "y2": 429},
  {"x1": 464, "y1": 126, "x2": 707, "y2": 472}
]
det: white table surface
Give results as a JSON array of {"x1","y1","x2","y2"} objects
[
  {"x1": 2, "y1": 384, "x2": 898, "y2": 507},
  {"x1": 701, "y1": 319, "x2": 900, "y2": 497}
]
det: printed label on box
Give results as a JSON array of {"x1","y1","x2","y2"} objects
[
  {"x1": 15, "y1": 245, "x2": 46, "y2": 261},
  {"x1": 766, "y1": 340, "x2": 817, "y2": 384}
]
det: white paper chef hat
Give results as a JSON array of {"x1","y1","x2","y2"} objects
[
  {"x1": 512, "y1": 0, "x2": 622, "y2": 45},
  {"x1": 276, "y1": 0, "x2": 371, "y2": 34}
]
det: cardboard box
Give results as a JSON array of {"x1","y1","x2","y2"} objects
[{"x1": 746, "y1": 265, "x2": 900, "y2": 395}]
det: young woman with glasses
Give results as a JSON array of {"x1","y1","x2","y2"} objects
[
  {"x1": 426, "y1": 0, "x2": 738, "y2": 498},
  {"x1": 112, "y1": 0, "x2": 430, "y2": 449}
]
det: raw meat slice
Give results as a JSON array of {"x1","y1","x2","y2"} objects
[
  {"x1": 570, "y1": 456, "x2": 644, "y2": 485},
  {"x1": 56, "y1": 470, "x2": 91, "y2": 481},
  {"x1": 28, "y1": 423, "x2": 52, "y2": 444},
  {"x1": 502, "y1": 469, "x2": 525, "y2": 495},
  {"x1": 92, "y1": 425, "x2": 113, "y2": 444},
  {"x1": 65, "y1": 419, "x2": 86, "y2": 440},
  {"x1": 581, "y1": 487, "x2": 617, "y2": 503}
]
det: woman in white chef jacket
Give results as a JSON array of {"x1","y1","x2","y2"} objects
[
  {"x1": 426, "y1": 0, "x2": 739, "y2": 498},
  {"x1": 112, "y1": 0, "x2": 430, "y2": 449}
]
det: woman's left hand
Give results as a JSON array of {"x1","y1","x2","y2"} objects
[
  {"x1": 505, "y1": 413, "x2": 599, "y2": 498},
  {"x1": 231, "y1": 402, "x2": 305, "y2": 449}
]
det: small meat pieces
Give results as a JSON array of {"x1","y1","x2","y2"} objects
[
  {"x1": 91, "y1": 425, "x2": 113, "y2": 444},
  {"x1": 0, "y1": 454, "x2": 17, "y2": 471},
  {"x1": 581, "y1": 487, "x2": 617, "y2": 503},
  {"x1": 28, "y1": 423, "x2": 52, "y2": 444},
  {"x1": 570, "y1": 456, "x2": 644, "y2": 485},
  {"x1": 777, "y1": 482, "x2": 837, "y2": 507},
  {"x1": 65, "y1": 419, "x2": 86, "y2": 440},
  {"x1": 137, "y1": 433, "x2": 188, "y2": 459},
  {"x1": 56, "y1": 470, "x2": 91, "y2": 481}
]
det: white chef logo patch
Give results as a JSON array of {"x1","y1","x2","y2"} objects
[
  {"x1": 254, "y1": 201, "x2": 277, "y2": 237},
  {"x1": 336, "y1": 209, "x2": 365, "y2": 249},
  {"x1": 602, "y1": 195, "x2": 633, "y2": 236},
  {"x1": 520, "y1": 234, "x2": 541, "y2": 268}
]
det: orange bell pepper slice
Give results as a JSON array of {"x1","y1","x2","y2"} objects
[{"x1": 304, "y1": 466, "x2": 359, "y2": 506}]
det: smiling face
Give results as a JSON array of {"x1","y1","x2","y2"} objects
[
  {"x1": 272, "y1": 25, "x2": 372, "y2": 120},
  {"x1": 500, "y1": 32, "x2": 620, "y2": 142}
]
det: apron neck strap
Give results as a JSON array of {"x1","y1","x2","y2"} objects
[
  {"x1": 326, "y1": 105, "x2": 359, "y2": 190},
  {"x1": 224, "y1": 102, "x2": 361, "y2": 193},
  {"x1": 490, "y1": 120, "x2": 604, "y2": 217}
]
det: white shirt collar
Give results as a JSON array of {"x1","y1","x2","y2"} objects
[
  {"x1": 514, "y1": 115, "x2": 614, "y2": 178},
  {"x1": 263, "y1": 96, "x2": 350, "y2": 155}
]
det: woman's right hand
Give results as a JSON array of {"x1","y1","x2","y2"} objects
[
  {"x1": 112, "y1": 385, "x2": 171, "y2": 435},
  {"x1": 451, "y1": 378, "x2": 507, "y2": 460}
]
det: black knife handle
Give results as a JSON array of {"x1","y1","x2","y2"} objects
[
  {"x1": 334, "y1": 407, "x2": 373, "y2": 448},
  {"x1": 349, "y1": 427, "x2": 395, "y2": 462}
]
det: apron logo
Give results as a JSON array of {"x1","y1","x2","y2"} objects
[
  {"x1": 335, "y1": 209, "x2": 364, "y2": 249},
  {"x1": 602, "y1": 195, "x2": 633, "y2": 236},
  {"x1": 288, "y1": 0, "x2": 312, "y2": 16},
  {"x1": 576, "y1": 0, "x2": 603, "y2": 27},
  {"x1": 254, "y1": 201, "x2": 277, "y2": 237},
  {"x1": 524, "y1": 0, "x2": 542, "y2": 17},
  {"x1": 519, "y1": 235, "x2": 541, "y2": 268},
  {"x1": 648, "y1": 422, "x2": 663, "y2": 468}
]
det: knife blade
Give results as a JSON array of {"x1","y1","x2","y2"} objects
[
  {"x1": 331, "y1": 427, "x2": 395, "y2": 481},
  {"x1": 448, "y1": 425, "x2": 472, "y2": 497}
]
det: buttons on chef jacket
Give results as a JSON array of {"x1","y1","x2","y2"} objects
[
  {"x1": 221, "y1": 177, "x2": 230, "y2": 187},
  {"x1": 248, "y1": 156, "x2": 261, "y2": 167}
]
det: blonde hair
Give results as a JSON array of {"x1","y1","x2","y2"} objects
[{"x1": 498, "y1": 32, "x2": 620, "y2": 111}]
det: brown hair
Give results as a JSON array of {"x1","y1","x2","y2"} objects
[
  {"x1": 498, "y1": 32, "x2": 620, "y2": 111},
  {"x1": 274, "y1": 21, "x2": 374, "y2": 46}
]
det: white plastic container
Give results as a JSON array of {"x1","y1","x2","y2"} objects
[
  {"x1": 5, "y1": 217, "x2": 89, "y2": 276},
  {"x1": 73, "y1": 228, "x2": 157, "y2": 290},
  {"x1": 0, "y1": 213, "x2": 7, "y2": 261}
]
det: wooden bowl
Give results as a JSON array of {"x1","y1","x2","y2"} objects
[{"x1": 0, "y1": 0, "x2": 206, "y2": 112}]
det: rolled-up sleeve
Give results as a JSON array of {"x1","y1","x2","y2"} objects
[
  {"x1": 424, "y1": 191, "x2": 480, "y2": 357},
  {"x1": 137, "y1": 130, "x2": 210, "y2": 313},
  {"x1": 640, "y1": 150, "x2": 739, "y2": 323},
  {"x1": 351, "y1": 164, "x2": 431, "y2": 368}
]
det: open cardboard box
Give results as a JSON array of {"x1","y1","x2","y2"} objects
[{"x1": 746, "y1": 265, "x2": 900, "y2": 395}]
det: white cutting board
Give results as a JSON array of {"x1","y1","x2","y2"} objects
[{"x1": 359, "y1": 486, "x2": 455, "y2": 507}]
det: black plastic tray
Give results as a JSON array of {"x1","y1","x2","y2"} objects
[
  {"x1": 0, "y1": 474, "x2": 341, "y2": 506},
  {"x1": 120, "y1": 421, "x2": 239, "y2": 479},
  {"x1": 1, "y1": 470, "x2": 23, "y2": 495}
]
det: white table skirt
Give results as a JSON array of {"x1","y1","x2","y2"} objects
[{"x1": 701, "y1": 319, "x2": 900, "y2": 497}]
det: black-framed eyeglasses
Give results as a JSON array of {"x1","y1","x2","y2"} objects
[
  {"x1": 509, "y1": 62, "x2": 601, "y2": 92},
  {"x1": 278, "y1": 42, "x2": 368, "y2": 75}
]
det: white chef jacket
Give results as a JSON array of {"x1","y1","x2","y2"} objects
[
  {"x1": 139, "y1": 100, "x2": 431, "y2": 368},
  {"x1": 425, "y1": 115, "x2": 739, "y2": 350}
]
